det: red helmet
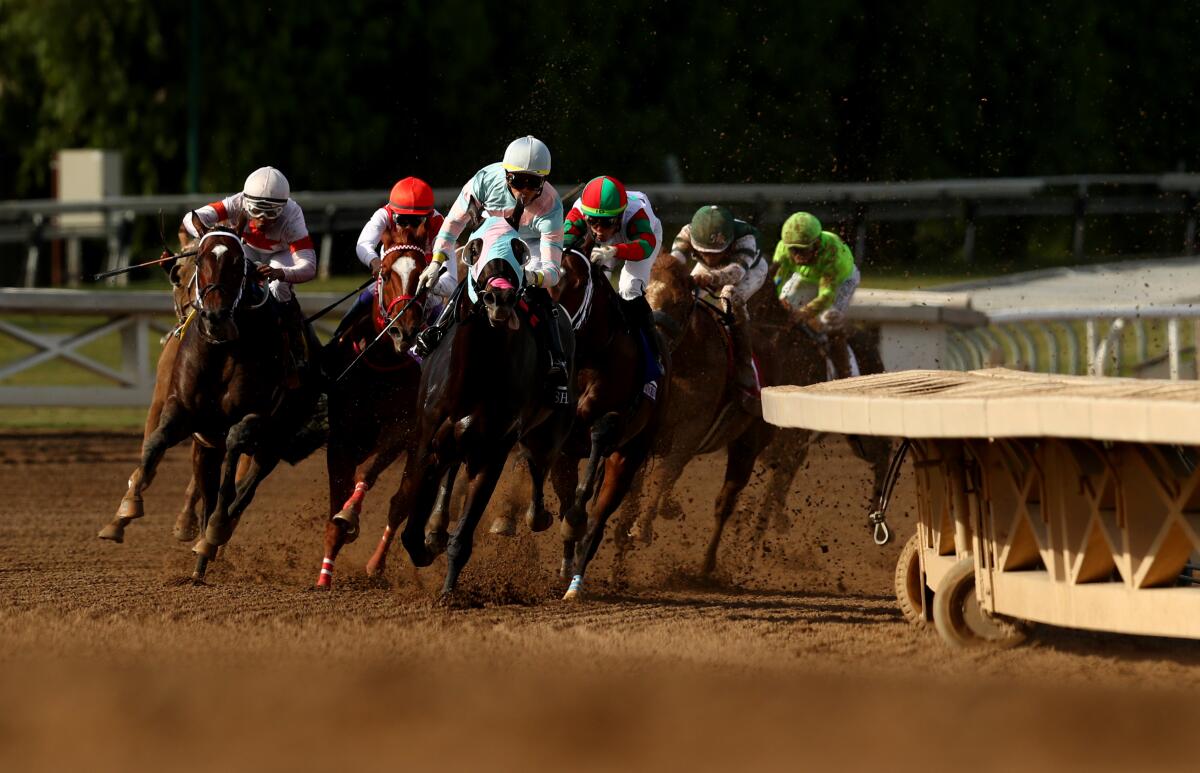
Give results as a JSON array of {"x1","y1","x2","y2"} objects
[{"x1": 385, "y1": 177, "x2": 434, "y2": 216}]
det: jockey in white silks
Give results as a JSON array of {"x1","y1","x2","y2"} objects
[
  {"x1": 182, "y1": 165, "x2": 318, "y2": 383},
  {"x1": 413, "y1": 136, "x2": 568, "y2": 397}
]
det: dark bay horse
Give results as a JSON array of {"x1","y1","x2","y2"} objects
[
  {"x1": 547, "y1": 245, "x2": 670, "y2": 600},
  {"x1": 627, "y1": 253, "x2": 890, "y2": 575},
  {"x1": 314, "y1": 221, "x2": 431, "y2": 588},
  {"x1": 364, "y1": 223, "x2": 575, "y2": 599},
  {"x1": 98, "y1": 213, "x2": 322, "y2": 581}
]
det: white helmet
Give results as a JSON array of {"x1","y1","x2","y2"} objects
[
  {"x1": 242, "y1": 166, "x2": 290, "y2": 220},
  {"x1": 501, "y1": 136, "x2": 551, "y2": 177}
]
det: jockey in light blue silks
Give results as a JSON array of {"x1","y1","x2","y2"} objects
[{"x1": 412, "y1": 136, "x2": 568, "y2": 397}]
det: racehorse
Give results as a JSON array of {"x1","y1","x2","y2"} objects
[
  {"x1": 314, "y1": 220, "x2": 430, "y2": 588},
  {"x1": 544, "y1": 244, "x2": 670, "y2": 600},
  {"x1": 364, "y1": 220, "x2": 574, "y2": 599},
  {"x1": 627, "y1": 250, "x2": 779, "y2": 575},
  {"x1": 98, "y1": 212, "x2": 322, "y2": 581},
  {"x1": 626, "y1": 253, "x2": 891, "y2": 575}
]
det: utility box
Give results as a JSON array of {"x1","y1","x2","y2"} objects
[{"x1": 56, "y1": 149, "x2": 123, "y2": 231}]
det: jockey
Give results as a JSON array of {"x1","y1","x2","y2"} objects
[
  {"x1": 331, "y1": 176, "x2": 444, "y2": 339},
  {"x1": 563, "y1": 175, "x2": 663, "y2": 360},
  {"x1": 182, "y1": 166, "x2": 317, "y2": 384},
  {"x1": 669, "y1": 205, "x2": 767, "y2": 409},
  {"x1": 773, "y1": 212, "x2": 860, "y2": 379},
  {"x1": 414, "y1": 136, "x2": 567, "y2": 394}
]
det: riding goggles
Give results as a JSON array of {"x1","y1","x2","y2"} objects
[
  {"x1": 391, "y1": 213, "x2": 427, "y2": 228},
  {"x1": 506, "y1": 172, "x2": 545, "y2": 193},
  {"x1": 244, "y1": 196, "x2": 286, "y2": 221},
  {"x1": 585, "y1": 215, "x2": 618, "y2": 228}
]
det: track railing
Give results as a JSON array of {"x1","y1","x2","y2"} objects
[{"x1": 949, "y1": 307, "x2": 1200, "y2": 379}]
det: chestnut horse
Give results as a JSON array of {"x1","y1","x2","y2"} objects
[
  {"x1": 625, "y1": 253, "x2": 890, "y2": 575},
  {"x1": 364, "y1": 221, "x2": 575, "y2": 600},
  {"x1": 314, "y1": 221, "x2": 431, "y2": 588},
  {"x1": 548, "y1": 245, "x2": 670, "y2": 600},
  {"x1": 98, "y1": 213, "x2": 322, "y2": 581}
]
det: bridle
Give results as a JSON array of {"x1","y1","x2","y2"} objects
[
  {"x1": 192, "y1": 229, "x2": 268, "y2": 316},
  {"x1": 374, "y1": 242, "x2": 428, "y2": 332}
]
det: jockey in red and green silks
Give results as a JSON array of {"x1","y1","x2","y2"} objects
[
  {"x1": 773, "y1": 212, "x2": 861, "y2": 378},
  {"x1": 562, "y1": 175, "x2": 665, "y2": 360}
]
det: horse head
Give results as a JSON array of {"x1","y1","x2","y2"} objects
[
  {"x1": 376, "y1": 217, "x2": 430, "y2": 354},
  {"x1": 189, "y1": 210, "x2": 249, "y2": 344},
  {"x1": 646, "y1": 249, "x2": 695, "y2": 347},
  {"x1": 464, "y1": 218, "x2": 528, "y2": 331}
]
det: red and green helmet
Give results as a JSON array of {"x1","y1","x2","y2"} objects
[{"x1": 580, "y1": 175, "x2": 628, "y2": 218}]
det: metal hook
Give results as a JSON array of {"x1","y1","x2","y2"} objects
[{"x1": 868, "y1": 510, "x2": 892, "y2": 546}]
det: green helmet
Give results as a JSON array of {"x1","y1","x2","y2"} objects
[
  {"x1": 689, "y1": 205, "x2": 735, "y2": 253},
  {"x1": 781, "y1": 212, "x2": 822, "y2": 250}
]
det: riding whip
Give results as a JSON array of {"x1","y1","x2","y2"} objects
[
  {"x1": 304, "y1": 277, "x2": 373, "y2": 324},
  {"x1": 91, "y1": 250, "x2": 198, "y2": 281}
]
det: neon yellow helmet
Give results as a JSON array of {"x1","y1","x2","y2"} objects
[{"x1": 781, "y1": 212, "x2": 822, "y2": 250}]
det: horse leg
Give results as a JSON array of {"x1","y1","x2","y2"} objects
[
  {"x1": 189, "y1": 443, "x2": 223, "y2": 582},
  {"x1": 172, "y1": 443, "x2": 203, "y2": 542},
  {"x1": 551, "y1": 455, "x2": 582, "y2": 579},
  {"x1": 99, "y1": 402, "x2": 190, "y2": 543},
  {"x1": 756, "y1": 429, "x2": 814, "y2": 537},
  {"x1": 198, "y1": 415, "x2": 265, "y2": 551},
  {"x1": 701, "y1": 431, "x2": 764, "y2": 576},
  {"x1": 563, "y1": 412, "x2": 619, "y2": 538},
  {"x1": 426, "y1": 461, "x2": 460, "y2": 554},
  {"x1": 522, "y1": 416, "x2": 573, "y2": 535},
  {"x1": 442, "y1": 457, "x2": 507, "y2": 598},
  {"x1": 564, "y1": 436, "x2": 650, "y2": 601},
  {"x1": 379, "y1": 456, "x2": 445, "y2": 572},
  {"x1": 626, "y1": 448, "x2": 689, "y2": 545}
]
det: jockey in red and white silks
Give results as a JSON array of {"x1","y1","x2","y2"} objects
[{"x1": 183, "y1": 166, "x2": 316, "y2": 303}]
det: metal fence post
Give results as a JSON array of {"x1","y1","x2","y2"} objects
[
  {"x1": 962, "y1": 200, "x2": 978, "y2": 264},
  {"x1": 318, "y1": 204, "x2": 336, "y2": 280},
  {"x1": 24, "y1": 214, "x2": 45, "y2": 288},
  {"x1": 1072, "y1": 185, "x2": 1088, "y2": 261}
]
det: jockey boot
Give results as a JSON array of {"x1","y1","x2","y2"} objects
[
  {"x1": 330, "y1": 287, "x2": 374, "y2": 343},
  {"x1": 526, "y1": 287, "x2": 569, "y2": 405},
  {"x1": 280, "y1": 297, "x2": 309, "y2": 389},
  {"x1": 412, "y1": 281, "x2": 464, "y2": 359},
  {"x1": 622, "y1": 293, "x2": 662, "y2": 366},
  {"x1": 730, "y1": 317, "x2": 760, "y2": 413},
  {"x1": 827, "y1": 329, "x2": 854, "y2": 380}
]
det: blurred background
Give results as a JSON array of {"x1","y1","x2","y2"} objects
[{"x1": 1, "y1": 0, "x2": 1199, "y2": 420}]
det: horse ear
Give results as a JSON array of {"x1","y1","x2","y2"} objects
[
  {"x1": 188, "y1": 211, "x2": 208, "y2": 238},
  {"x1": 510, "y1": 238, "x2": 530, "y2": 264},
  {"x1": 233, "y1": 210, "x2": 248, "y2": 237},
  {"x1": 167, "y1": 260, "x2": 184, "y2": 287},
  {"x1": 462, "y1": 238, "x2": 483, "y2": 266}
]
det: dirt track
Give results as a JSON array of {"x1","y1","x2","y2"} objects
[{"x1": 4, "y1": 432, "x2": 1200, "y2": 771}]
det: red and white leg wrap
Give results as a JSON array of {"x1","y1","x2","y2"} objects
[
  {"x1": 340, "y1": 481, "x2": 369, "y2": 514},
  {"x1": 316, "y1": 557, "x2": 335, "y2": 587}
]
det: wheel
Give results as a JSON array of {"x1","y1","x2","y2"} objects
[
  {"x1": 894, "y1": 533, "x2": 930, "y2": 626},
  {"x1": 932, "y1": 557, "x2": 1029, "y2": 649}
]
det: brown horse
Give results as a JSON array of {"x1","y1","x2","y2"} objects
[
  {"x1": 98, "y1": 213, "x2": 322, "y2": 581},
  {"x1": 364, "y1": 226, "x2": 575, "y2": 600},
  {"x1": 529, "y1": 245, "x2": 672, "y2": 600},
  {"x1": 626, "y1": 251, "x2": 779, "y2": 574},
  {"x1": 625, "y1": 253, "x2": 891, "y2": 575},
  {"x1": 314, "y1": 221, "x2": 431, "y2": 588}
]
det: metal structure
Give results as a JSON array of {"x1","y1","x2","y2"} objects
[
  {"x1": 3, "y1": 173, "x2": 1199, "y2": 287},
  {"x1": 763, "y1": 368, "x2": 1200, "y2": 647},
  {"x1": 947, "y1": 308, "x2": 1200, "y2": 380}
]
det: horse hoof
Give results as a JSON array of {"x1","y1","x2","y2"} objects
[
  {"x1": 204, "y1": 519, "x2": 235, "y2": 548},
  {"x1": 116, "y1": 496, "x2": 144, "y2": 521},
  {"x1": 627, "y1": 519, "x2": 653, "y2": 546},
  {"x1": 97, "y1": 520, "x2": 126, "y2": 543},
  {"x1": 559, "y1": 510, "x2": 586, "y2": 542},
  {"x1": 562, "y1": 575, "x2": 584, "y2": 602},
  {"x1": 332, "y1": 510, "x2": 360, "y2": 543},
  {"x1": 173, "y1": 519, "x2": 199, "y2": 543},
  {"x1": 526, "y1": 506, "x2": 553, "y2": 533},
  {"x1": 192, "y1": 539, "x2": 218, "y2": 560},
  {"x1": 425, "y1": 530, "x2": 448, "y2": 555},
  {"x1": 489, "y1": 516, "x2": 516, "y2": 537}
]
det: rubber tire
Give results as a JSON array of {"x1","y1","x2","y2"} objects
[
  {"x1": 894, "y1": 534, "x2": 929, "y2": 626},
  {"x1": 932, "y1": 557, "x2": 1029, "y2": 649}
]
